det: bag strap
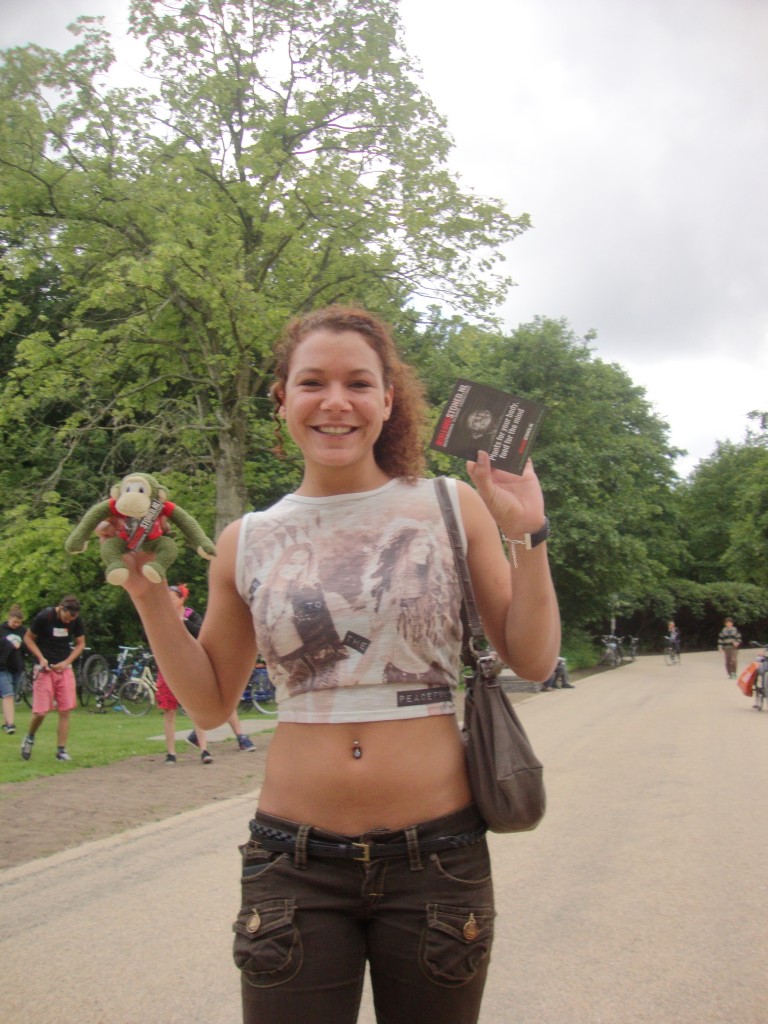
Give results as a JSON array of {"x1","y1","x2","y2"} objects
[
  {"x1": 434, "y1": 477, "x2": 499, "y2": 681},
  {"x1": 434, "y1": 477, "x2": 483, "y2": 641}
]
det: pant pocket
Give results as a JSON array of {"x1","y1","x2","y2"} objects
[
  {"x1": 232, "y1": 897, "x2": 303, "y2": 989},
  {"x1": 420, "y1": 902, "x2": 494, "y2": 988}
]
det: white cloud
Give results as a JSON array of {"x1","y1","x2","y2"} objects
[{"x1": 621, "y1": 349, "x2": 768, "y2": 477}]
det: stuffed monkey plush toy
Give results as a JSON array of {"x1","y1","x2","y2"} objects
[{"x1": 65, "y1": 472, "x2": 216, "y2": 585}]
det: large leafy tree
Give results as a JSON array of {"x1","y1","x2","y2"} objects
[
  {"x1": 0, "y1": 0, "x2": 526, "y2": 535},
  {"x1": 617, "y1": 413, "x2": 768, "y2": 648},
  {"x1": 408, "y1": 315, "x2": 684, "y2": 634},
  {"x1": 682, "y1": 416, "x2": 768, "y2": 588}
]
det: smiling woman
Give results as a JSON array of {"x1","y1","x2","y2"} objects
[
  {"x1": 111, "y1": 303, "x2": 560, "y2": 1024},
  {"x1": 274, "y1": 328, "x2": 394, "y2": 494}
]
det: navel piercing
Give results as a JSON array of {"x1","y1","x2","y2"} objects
[{"x1": 352, "y1": 740, "x2": 362, "y2": 759}]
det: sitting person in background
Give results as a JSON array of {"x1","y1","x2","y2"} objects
[{"x1": 541, "y1": 655, "x2": 573, "y2": 691}]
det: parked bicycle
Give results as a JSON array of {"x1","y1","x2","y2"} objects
[
  {"x1": 240, "y1": 662, "x2": 277, "y2": 715},
  {"x1": 73, "y1": 646, "x2": 97, "y2": 706},
  {"x1": 82, "y1": 645, "x2": 156, "y2": 714},
  {"x1": 599, "y1": 635, "x2": 623, "y2": 669},
  {"x1": 116, "y1": 650, "x2": 158, "y2": 717},
  {"x1": 17, "y1": 662, "x2": 35, "y2": 708},
  {"x1": 748, "y1": 641, "x2": 768, "y2": 711},
  {"x1": 625, "y1": 636, "x2": 640, "y2": 662}
]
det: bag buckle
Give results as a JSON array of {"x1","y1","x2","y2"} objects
[
  {"x1": 352, "y1": 841, "x2": 372, "y2": 862},
  {"x1": 477, "y1": 652, "x2": 501, "y2": 680}
]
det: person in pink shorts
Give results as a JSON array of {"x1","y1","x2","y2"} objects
[{"x1": 21, "y1": 595, "x2": 85, "y2": 762}]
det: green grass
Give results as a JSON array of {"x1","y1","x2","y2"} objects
[{"x1": 0, "y1": 704, "x2": 272, "y2": 785}]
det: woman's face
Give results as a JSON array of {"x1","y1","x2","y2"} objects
[
  {"x1": 279, "y1": 329, "x2": 393, "y2": 478},
  {"x1": 7, "y1": 616, "x2": 23, "y2": 629}
]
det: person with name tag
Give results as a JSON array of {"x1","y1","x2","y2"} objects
[{"x1": 20, "y1": 595, "x2": 85, "y2": 762}]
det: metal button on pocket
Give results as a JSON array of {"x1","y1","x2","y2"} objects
[
  {"x1": 245, "y1": 911, "x2": 262, "y2": 934},
  {"x1": 462, "y1": 913, "x2": 479, "y2": 941}
]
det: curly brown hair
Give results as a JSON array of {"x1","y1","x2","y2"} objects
[{"x1": 270, "y1": 305, "x2": 427, "y2": 480}]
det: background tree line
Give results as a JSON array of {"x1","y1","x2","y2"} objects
[{"x1": 1, "y1": 0, "x2": 766, "y2": 662}]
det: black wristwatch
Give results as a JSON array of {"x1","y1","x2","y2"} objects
[{"x1": 524, "y1": 516, "x2": 550, "y2": 550}]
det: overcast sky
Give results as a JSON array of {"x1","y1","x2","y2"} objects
[{"x1": 4, "y1": 0, "x2": 768, "y2": 476}]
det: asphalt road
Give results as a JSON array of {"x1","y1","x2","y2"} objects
[{"x1": 3, "y1": 650, "x2": 767, "y2": 1023}]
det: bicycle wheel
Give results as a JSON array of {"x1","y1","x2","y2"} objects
[
  {"x1": 78, "y1": 679, "x2": 91, "y2": 706},
  {"x1": 19, "y1": 666, "x2": 35, "y2": 707},
  {"x1": 252, "y1": 698, "x2": 277, "y2": 715},
  {"x1": 118, "y1": 678, "x2": 153, "y2": 716},
  {"x1": 83, "y1": 653, "x2": 110, "y2": 696}
]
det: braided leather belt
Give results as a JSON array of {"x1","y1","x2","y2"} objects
[{"x1": 248, "y1": 820, "x2": 487, "y2": 863}]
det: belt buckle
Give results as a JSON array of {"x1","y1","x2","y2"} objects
[{"x1": 352, "y1": 841, "x2": 372, "y2": 862}]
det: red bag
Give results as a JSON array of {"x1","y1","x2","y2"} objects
[{"x1": 737, "y1": 663, "x2": 758, "y2": 697}]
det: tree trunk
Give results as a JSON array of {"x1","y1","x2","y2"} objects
[{"x1": 213, "y1": 427, "x2": 249, "y2": 538}]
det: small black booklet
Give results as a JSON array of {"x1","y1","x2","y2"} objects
[{"x1": 429, "y1": 378, "x2": 548, "y2": 474}]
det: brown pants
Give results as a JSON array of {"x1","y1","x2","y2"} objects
[
  {"x1": 234, "y1": 805, "x2": 494, "y2": 1024},
  {"x1": 723, "y1": 648, "x2": 739, "y2": 676}
]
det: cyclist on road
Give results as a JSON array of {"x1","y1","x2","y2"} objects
[{"x1": 665, "y1": 621, "x2": 681, "y2": 656}]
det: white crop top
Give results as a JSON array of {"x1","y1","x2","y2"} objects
[{"x1": 235, "y1": 477, "x2": 466, "y2": 723}]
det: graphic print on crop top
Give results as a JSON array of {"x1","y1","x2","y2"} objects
[{"x1": 236, "y1": 478, "x2": 464, "y2": 723}]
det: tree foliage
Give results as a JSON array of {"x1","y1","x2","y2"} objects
[
  {"x1": 0, "y1": 0, "x2": 525, "y2": 535},
  {"x1": 408, "y1": 315, "x2": 684, "y2": 632},
  {"x1": 659, "y1": 413, "x2": 768, "y2": 646},
  {"x1": 680, "y1": 420, "x2": 768, "y2": 588}
]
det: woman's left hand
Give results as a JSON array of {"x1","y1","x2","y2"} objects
[{"x1": 466, "y1": 451, "x2": 546, "y2": 536}]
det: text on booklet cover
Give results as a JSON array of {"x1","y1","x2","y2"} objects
[{"x1": 430, "y1": 379, "x2": 548, "y2": 474}]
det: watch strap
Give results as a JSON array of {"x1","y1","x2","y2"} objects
[{"x1": 524, "y1": 516, "x2": 550, "y2": 550}]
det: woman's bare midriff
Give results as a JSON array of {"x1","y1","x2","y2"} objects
[{"x1": 257, "y1": 715, "x2": 473, "y2": 834}]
